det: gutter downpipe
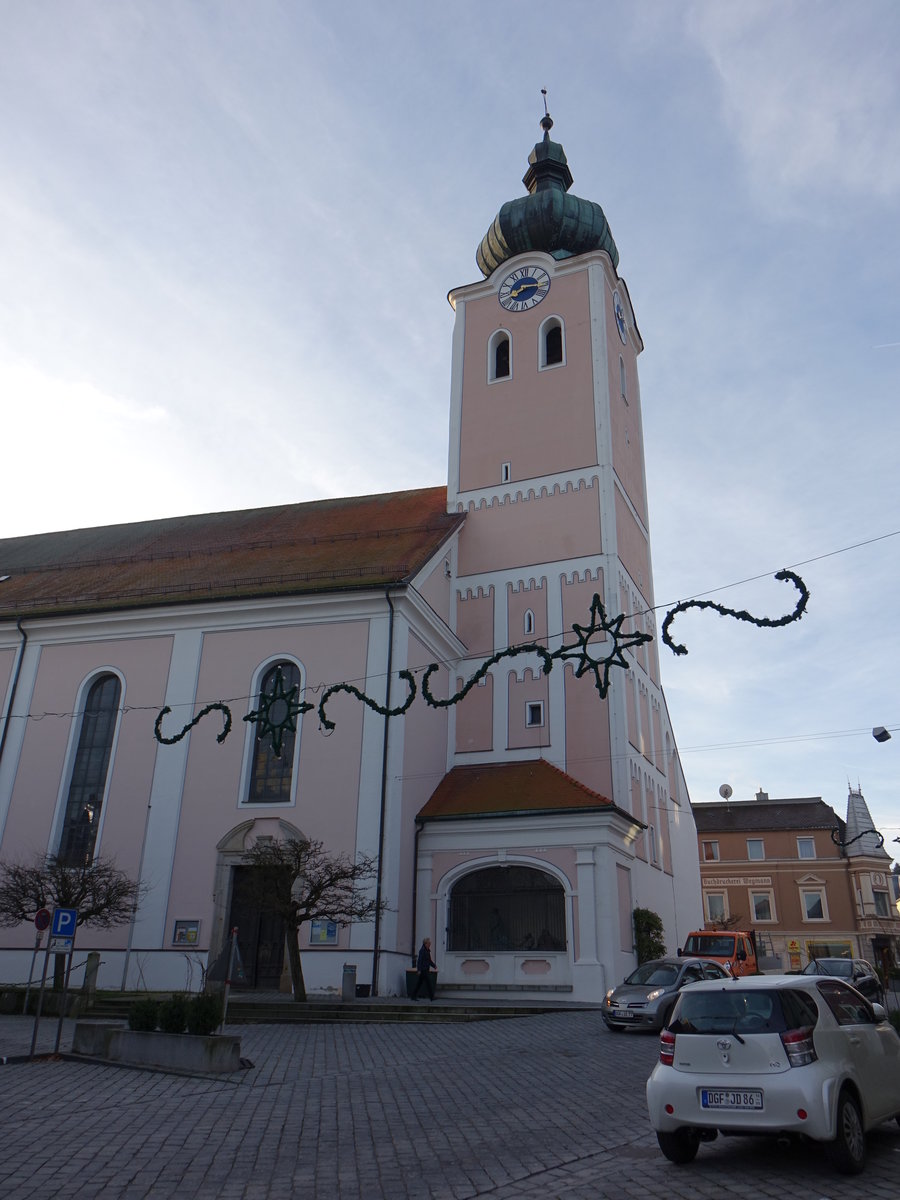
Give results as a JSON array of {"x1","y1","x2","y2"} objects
[
  {"x1": 410, "y1": 817, "x2": 424, "y2": 965},
  {"x1": 0, "y1": 618, "x2": 28, "y2": 773},
  {"x1": 370, "y1": 589, "x2": 395, "y2": 996}
]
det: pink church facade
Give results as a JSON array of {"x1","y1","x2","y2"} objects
[{"x1": 0, "y1": 118, "x2": 701, "y2": 1000}]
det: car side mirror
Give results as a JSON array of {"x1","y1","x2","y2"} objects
[
  {"x1": 871, "y1": 1002, "x2": 888, "y2": 1023},
  {"x1": 736, "y1": 950, "x2": 747, "y2": 961},
  {"x1": 677, "y1": 948, "x2": 683, "y2": 957}
]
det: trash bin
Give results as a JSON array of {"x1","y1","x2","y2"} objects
[
  {"x1": 355, "y1": 984, "x2": 371, "y2": 999},
  {"x1": 341, "y1": 963, "x2": 357, "y2": 1001}
]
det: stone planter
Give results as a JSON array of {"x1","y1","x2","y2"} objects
[{"x1": 71, "y1": 1022, "x2": 242, "y2": 1073}]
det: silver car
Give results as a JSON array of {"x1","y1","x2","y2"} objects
[{"x1": 602, "y1": 956, "x2": 730, "y2": 1031}]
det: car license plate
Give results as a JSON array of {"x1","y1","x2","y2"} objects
[
  {"x1": 612, "y1": 1009, "x2": 634, "y2": 1019},
  {"x1": 701, "y1": 1089, "x2": 763, "y2": 1110}
]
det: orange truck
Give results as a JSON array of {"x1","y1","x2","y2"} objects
[{"x1": 678, "y1": 930, "x2": 759, "y2": 976}]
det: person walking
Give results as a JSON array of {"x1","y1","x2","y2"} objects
[{"x1": 412, "y1": 937, "x2": 437, "y2": 1001}]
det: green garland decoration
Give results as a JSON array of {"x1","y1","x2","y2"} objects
[
  {"x1": 661, "y1": 569, "x2": 810, "y2": 657},
  {"x1": 243, "y1": 666, "x2": 312, "y2": 758},
  {"x1": 152, "y1": 576, "x2": 810, "y2": 744},
  {"x1": 154, "y1": 702, "x2": 233, "y2": 745},
  {"x1": 317, "y1": 669, "x2": 418, "y2": 733},
  {"x1": 421, "y1": 593, "x2": 649, "y2": 706},
  {"x1": 830, "y1": 826, "x2": 884, "y2": 850}
]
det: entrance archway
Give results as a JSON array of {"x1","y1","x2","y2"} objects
[{"x1": 212, "y1": 817, "x2": 306, "y2": 991}]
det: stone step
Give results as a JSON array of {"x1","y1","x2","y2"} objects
[{"x1": 85, "y1": 994, "x2": 569, "y2": 1024}]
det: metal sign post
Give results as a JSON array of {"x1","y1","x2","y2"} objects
[
  {"x1": 24, "y1": 909, "x2": 51, "y2": 1013},
  {"x1": 29, "y1": 907, "x2": 78, "y2": 1060},
  {"x1": 220, "y1": 927, "x2": 241, "y2": 1033}
]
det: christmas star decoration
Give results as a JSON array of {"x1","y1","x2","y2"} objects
[
  {"x1": 244, "y1": 666, "x2": 312, "y2": 757},
  {"x1": 556, "y1": 594, "x2": 653, "y2": 698}
]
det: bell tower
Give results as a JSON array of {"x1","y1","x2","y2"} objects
[{"x1": 446, "y1": 108, "x2": 686, "y2": 871}]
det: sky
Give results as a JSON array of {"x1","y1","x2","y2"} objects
[{"x1": 2, "y1": 1, "x2": 899, "y2": 854}]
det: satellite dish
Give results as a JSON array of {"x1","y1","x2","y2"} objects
[{"x1": 719, "y1": 784, "x2": 733, "y2": 800}]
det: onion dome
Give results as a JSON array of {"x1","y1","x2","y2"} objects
[{"x1": 476, "y1": 108, "x2": 619, "y2": 278}]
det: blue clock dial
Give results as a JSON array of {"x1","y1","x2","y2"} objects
[
  {"x1": 498, "y1": 265, "x2": 550, "y2": 312},
  {"x1": 613, "y1": 290, "x2": 627, "y2": 344}
]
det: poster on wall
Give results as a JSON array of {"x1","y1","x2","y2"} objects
[{"x1": 309, "y1": 919, "x2": 338, "y2": 945}]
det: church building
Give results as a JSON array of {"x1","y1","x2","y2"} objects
[{"x1": 0, "y1": 113, "x2": 701, "y2": 1000}]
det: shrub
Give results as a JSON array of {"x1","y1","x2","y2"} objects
[
  {"x1": 633, "y1": 907, "x2": 667, "y2": 963},
  {"x1": 186, "y1": 991, "x2": 223, "y2": 1036},
  {"x1": 128, "y1": 997, "x2": 159, "y2": 1032},
  {"x1": 157, "y1": 994, "x2": 190, "y2": 1034}
]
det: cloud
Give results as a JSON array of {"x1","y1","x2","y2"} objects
[{"x1": 687, "y1": 0, "x2": 900, "y2": 209}]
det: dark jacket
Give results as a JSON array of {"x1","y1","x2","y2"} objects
[{"x1": 417, "y1": 943, "x2": 436, "y2": 973}]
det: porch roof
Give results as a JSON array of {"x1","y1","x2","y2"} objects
[{"x1": 418, "y1": 759, "x2": 638, "y2": 823}]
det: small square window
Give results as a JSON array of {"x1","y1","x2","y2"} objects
[
  {"x1": 797, "y1": 837, "x2": 815, "y2": 860},
  {"x1": 746, "y1": 839, "x2": 765, "y2": 861},
  {"x1": 702, "y1": 840, "x2": 719, "y2": 862},
  {"x1": 525, "y1": 702, "x2": 544, "y2": 728}
]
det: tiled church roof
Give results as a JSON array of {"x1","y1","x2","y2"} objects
[
  {"x1": 0, "y1": 486, "x2": 463, "y2": 617},
  {"x1": 419, "y1": 759, "x2": 634, "y2": 821}
]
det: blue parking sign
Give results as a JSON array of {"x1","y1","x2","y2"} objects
[{"x1": 51, "y1": 908, "x2": 78, "y2": 937}]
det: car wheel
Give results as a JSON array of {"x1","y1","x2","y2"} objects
[
  {"x1": 656, "y1": 1129, "x2": 700, "y2": 1165},
  {"x1": 827, "y1": 1090, "x2": 866, "y2": 1175}
]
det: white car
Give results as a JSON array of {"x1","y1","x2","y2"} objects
[{"x1": 646, "y1": 974, "x2": 900, "y2": 1173}]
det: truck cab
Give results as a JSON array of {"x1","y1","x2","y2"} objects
[{"x1": 678, "y1": 930, "x2": 758, "y2": 976}]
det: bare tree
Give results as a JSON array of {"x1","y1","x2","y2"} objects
[
  {"x1": 0, "y1": 853, "x2": 142, "y2": 989},
  {"x1": 240, "y1": 838, "x2": 383, "y2": 1002}
]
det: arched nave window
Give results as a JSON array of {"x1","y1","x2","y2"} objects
[
  {"x1": 246, "y1": 660, "x2": 302, "y2": 804},
  {"x1": 57, "y1": 672, "x2": 121, "y2": 866}
]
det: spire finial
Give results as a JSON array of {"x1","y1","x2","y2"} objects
[{"x1": 540, "y1": 88, "x2": 553, "y2": 135}]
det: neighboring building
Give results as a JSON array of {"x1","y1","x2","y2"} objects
[
  {"x1": 0, "y1": 113, "x2": 701, "y2": 1000},
  {"x1": 693, "y1": 787, "x2": 899, "y2": 973}
]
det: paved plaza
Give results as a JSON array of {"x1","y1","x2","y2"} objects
[{"x1": 2, "y1": 1008, "x2": 900, "y2": 1199}]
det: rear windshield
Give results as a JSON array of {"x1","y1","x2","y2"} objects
[
  {"x1": 683, "y1": 935, "x2": 735, "y2": 957},
  {"x1": 669, "y1": 988, "x2": 818, "y2": 1035},
  {"x1": 802, "y1": 959, "x2": 852, "y2": 978},
  {"x1": 625, "y1": 962, "x2": 679, "y2": 986}
]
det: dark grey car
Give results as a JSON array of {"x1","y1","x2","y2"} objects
[
  {"x1": 602, "y1": 956, "x2": 731, "y2": 1031},
  {"x1": 801, "y1": 957, "x2": 885, "y2": 1005}
]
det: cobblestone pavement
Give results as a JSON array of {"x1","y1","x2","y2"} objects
[{"x1": 2, "y1": 1011, "x2": 900, "y2": 1199}]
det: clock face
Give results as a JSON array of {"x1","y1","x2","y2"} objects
[
  {"x1": 498, "y1": 265, "x2": 550, "y2": 312},
  {"x1": 613, "y1": 290, "x2": 627, "y2": 344}
]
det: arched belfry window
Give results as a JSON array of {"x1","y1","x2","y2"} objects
[
  {"x1": 448, "y1": 865, "x2": 566, "y2": 952},
  {"x1": 539, "y1": 316, "x2": 565, "y2": 368},
  {"x1": 488, "y1": 330, "x2": 511, "y2": 382},
  {"x1": 523, "y1": 609, "x2": 535, "y2": 636},
  {"x1": 57, "y1": 673, "x2": 121, "y2": 866},
  {"x1": 246, "y1": 660, "x2": 302, "y2": 804}
]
